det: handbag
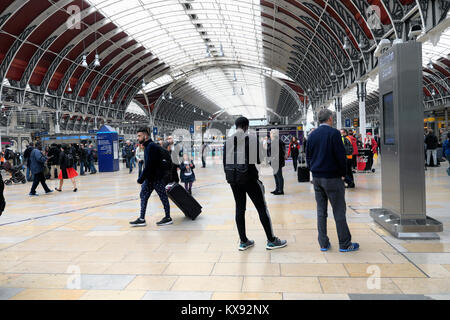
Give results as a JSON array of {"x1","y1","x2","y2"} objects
[{"x1": 43, "y1": 165, "x2": 50, "y2": 179}]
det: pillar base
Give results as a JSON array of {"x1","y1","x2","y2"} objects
[{"x1": 370, "y1": 208, "x2": 443, "y2": 240}]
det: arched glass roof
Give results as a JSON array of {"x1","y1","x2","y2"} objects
[
  {"x1": 90, "y1": 0, "x2": 265, "y2": 72},
  {"x1": 89, "y1": 0, "x2": 279, "y2": 118}
]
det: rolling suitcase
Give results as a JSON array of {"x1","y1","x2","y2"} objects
[
  {"x1": 297, "y1": 153, "x2": 310, "y2": 182},
  {"x1": 165, "y1": 183, "x2": 202, "y2": 220}
]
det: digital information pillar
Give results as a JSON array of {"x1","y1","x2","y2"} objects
[
  {"x1": 96, "y1": 125, "x2": 119, "y2": 172},
  {"x1": 370, "y1": 41, "x2": 443, "y2": 239}
]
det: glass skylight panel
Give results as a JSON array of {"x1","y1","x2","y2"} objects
[
  {"x1": 88, "y1": 0, "x2": 270, "y2": 118},
  {"x1": 126, "y1": 101, "x2": 146, "y2": 116},
  {"x1": 341, "y1": 86, "x2": 357, "y2": 107}
]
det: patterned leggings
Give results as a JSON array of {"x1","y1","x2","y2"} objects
[{"x1": 140, "y1": 179, "x2": 170, "y2": 220}]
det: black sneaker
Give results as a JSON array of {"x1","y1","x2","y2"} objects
[
  {"x1": 273, "y1": 191, "x2": 284, "y2": 195},
  {"x1": 270, "y1": 190, "x2": 278, "y2": 194},
  {"x1": 156, "y1": 217, "x2": 173, "y2": 226},
  {"x1": 266, "y1": 237, "x2": 287, "y2": 250},
  {"x1": 129, "y1": 218, "x2": 146, "y2": 227},
  {"x1": 239, "y1": 239, "x2": 255, "y2": 251},
  {"x1": 340, "y1": 242, "x2": 360, "y2": 252}
]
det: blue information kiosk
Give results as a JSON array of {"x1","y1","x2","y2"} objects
[{"x1": 96, "y1": 125, "x2": 119, "y2": 172}]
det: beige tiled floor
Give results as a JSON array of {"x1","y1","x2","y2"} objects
[{"x1": 1, "y1": 158, "x2": 450, "y2": 300}]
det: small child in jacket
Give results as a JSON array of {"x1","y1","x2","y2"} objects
[{"x1": 180, "y1": 154, "x2": 195, "y2": 194}]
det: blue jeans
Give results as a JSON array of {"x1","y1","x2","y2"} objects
[
  {"x1": 73, "y1": 161, "x2": 77, "y2": 171},
  {"x1": 89, "y1": 160, "x2": 97, "y2": 173},
  {"x1": 80, "y1": 161, "x2": 85, "y2": 175},
  {"x1": 26, "y1": 166, "x2": 33, "y2": 181},
  {"x1": 131, "y1": 157, "x2": 136, "y2": 168},
  {"x1": 126, "y1": 157, "x2": 133, "y2": 173}
]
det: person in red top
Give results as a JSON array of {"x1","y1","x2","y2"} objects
[
  {"x1": 364, "y1": 132, "x2": 378, "y2": 154},
  {"x1": 347, "y1": 130, "x2": 358, "y2": 170},
  {"x1": 286, "y1": 136, "x2": 301, "y2": 171}
]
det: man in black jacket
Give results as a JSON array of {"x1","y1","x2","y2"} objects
[
  {"x1": 130, "y1": 127, "x2": 172, "y2": 227},
  {"x1": 23, "y1": 143, "x2": 34, "y2": 181},
  {"x1": 47, "y1": 144, "x2": 60, "y2": 179},
  {"x1": 269, "y1": 129, "x2": 285, "y2": 195},
  {"x1": 124, "y1": 140, "x2": 135, "y2": 174},
  {"x1": 425, "y1": 129, "x2": 439, "y2": 167},
  {"x1": 306, "y1": 109, "x2": 359, "y2": 252},
  {"x1": 79, "y1": 144, "x2": 87, "y2": 175},
  {"x1": 224, "y1": 117, "x2": 287, "y2": 251}
]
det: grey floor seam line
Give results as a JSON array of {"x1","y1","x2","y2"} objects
[
  {"x1": 369, "y1": 227, "x2": 431, "y2": 278},
  {"x1": 0, "y1": 181, "x2": 225, "y2": 227},
  {"x1": 0, "y1": 197, "x2": 139, "y2": 227}
]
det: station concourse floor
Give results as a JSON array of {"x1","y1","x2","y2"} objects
[{"x1": 0, "y1": 157, "x2": 450, "y2": 300}]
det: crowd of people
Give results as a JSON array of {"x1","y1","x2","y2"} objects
[
  {"x1": 0, "y1": 115, "x2": 448, "y2": 252},
  {"x1": 23, "y1": 142, "x2": 98, "y2": 196}
]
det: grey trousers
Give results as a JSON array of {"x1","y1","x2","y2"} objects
[
  {"x1": 273, "y1": 167, "x2": 284, "y2": 192},
  {"x1": 313, "y1": 177, "x2": 352, "y2": 249}
]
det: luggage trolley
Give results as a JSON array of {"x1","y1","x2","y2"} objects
[{"x1": 356, "y1": 148, "x2": 376, "y2": 173}]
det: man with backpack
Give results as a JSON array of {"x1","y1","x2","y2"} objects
[
  {"x1": 223, "y1": 117, "x2": 287, "y2": 251},
  {"x1": 130, "y1": 127, "x2": 172, "y2": 227},
  {"x1": 123, "y1": 140, "x2": 135, "y2": 174},
  {"x1": 79, "y1": 144, "x2": 87, "y2": 175},
  {"x1": 425, "y1": 129, "x2": 439, "y2": 167},
  {"x1": 87, "y1": 144, "x2": 97, "y2": 174},
  {"x1": 23, "y1": 143, "x2": 34, "y2": 182},
  {"x1": 341, "y1": 129, "x2": 355, "y2": 188}
]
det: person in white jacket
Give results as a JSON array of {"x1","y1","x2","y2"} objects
[{"x1": 136, "y1": 144, "x2": 145, "y2": 177}]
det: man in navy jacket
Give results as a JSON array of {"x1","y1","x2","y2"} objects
[
  {"x1": 29, "y1": 142, "x2": 53, "y2": 196},
  {"x1": 130, "y1": 127, "x2": 172, "y2": 227},
  {"x1": 306, "y1": 109, "x2": 359, "y2": 252}
]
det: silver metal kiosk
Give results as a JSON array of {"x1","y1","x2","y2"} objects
[{"x1": 369, "y1": 41, "x2": 443, "y2": 239}]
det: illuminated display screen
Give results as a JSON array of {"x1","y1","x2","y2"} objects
[{"x1": 383, "y1": 92, "x2": 395, "y2": 145}]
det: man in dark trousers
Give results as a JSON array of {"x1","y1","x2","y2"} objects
[
  {"x1": 163, "y1": 141, "x2": 180, "y2": 185},
  {"x1": 23, "y1": 142, "x2": 34, "y2": 182},
  {"x1": 124, "y1": 140, "x2": 135, "y2": 173},
  {"x1": 340, "y1": 129, "x2": 355, "y2": 188},
  {"x1": 79, "y1": 144, "x2": 87, "y2": 175},
  {"x1": 425, "y1": 129, "x2": 439, "y2": 167},
  {"x1": 223, "y1": 116, "x2": 287, "y2": 251},
  {"x1": 306, "y1": 109, "x2": 359, "y2": 252},
  {"x1": 29, "y1": 142, "x2": 53, "y2": 196},
  {"x1": 269, "y1": 129, "x2": 285, "y2": 195},
  {"x1": 201, "y1": 142, "x2": 207, "y2": 168},
  {"x1": 130, "y1": 127, "x2": 172, "y2": 227}
]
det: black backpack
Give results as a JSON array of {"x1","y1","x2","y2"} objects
[
  {"x1": 224, "y1": 135, "x2": 250, "y2": 185},
  {"x1": 4, "y1": 149, "x2": 14, "y2": 160},
  {"x1": 343, "y1": 137, "x2": 353, "y2": 156},
  {"x1": 23, "y1": 147, "x2": 33, "y2": 159},
  {"x1": 159, "y1": 146, "x2": 173, "y2": 173},
  {"x1": 65, "y1": 153, "x2": 74, "y2": 168}
]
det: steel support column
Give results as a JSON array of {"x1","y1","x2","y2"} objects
[
  {"x1": 335, "y1": 96, "x2": 343, "y2": 129},
  {"x1": 357, "y1": 81, "x2": 367, "y2": 141}
]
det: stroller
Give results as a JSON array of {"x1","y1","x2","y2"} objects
[{"x1": 2, "y1": 162, "x2": 27, "y2": 185}]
